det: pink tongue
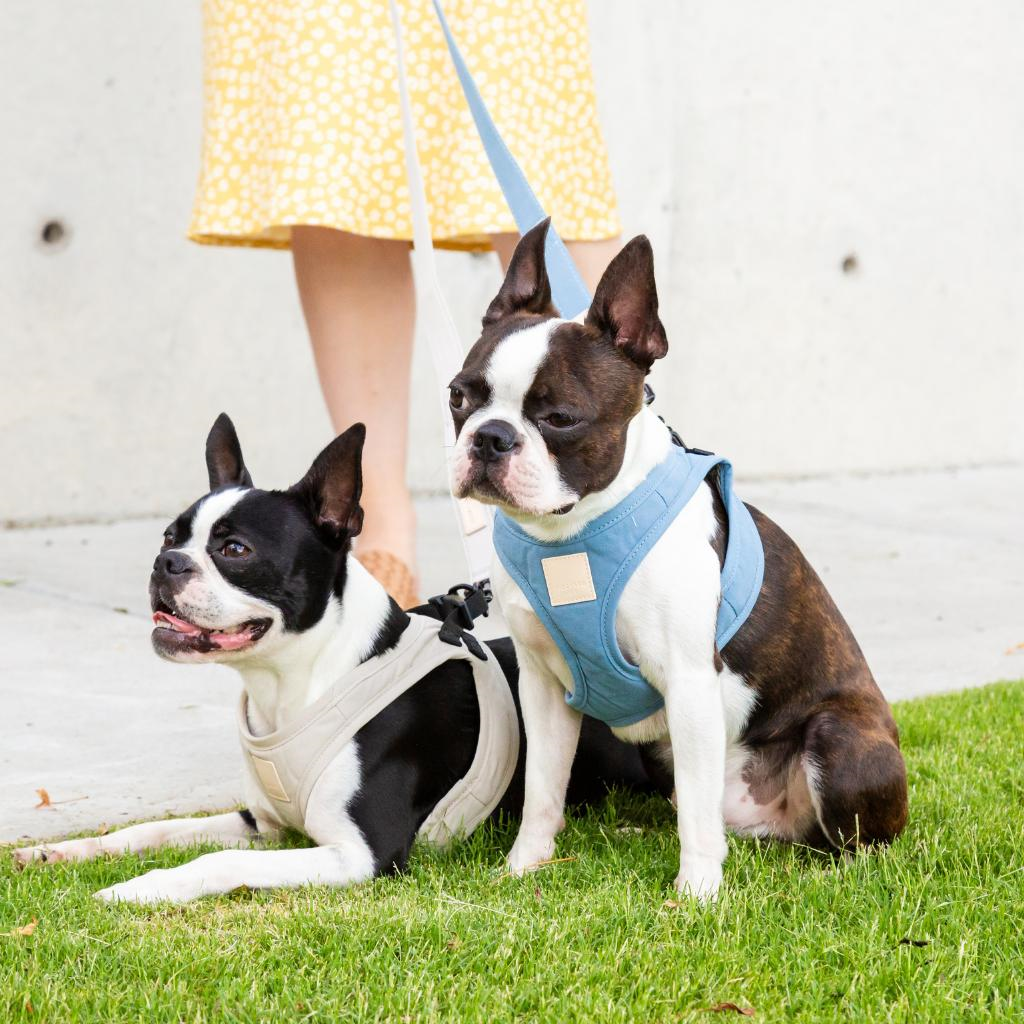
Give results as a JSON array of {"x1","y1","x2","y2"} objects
[
  {"x1": 153, "y1": 611, "x2": 203, "y2": 636},
  {"x1": 209, "y1": 628, "x2": 253, "y2": 650}
]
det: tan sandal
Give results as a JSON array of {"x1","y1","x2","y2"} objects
[{"x1": 357, "y1": 549, "x2": 422, "y2": 610}]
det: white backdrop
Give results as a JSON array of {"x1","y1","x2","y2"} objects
[{"x1": 2, "y1": 1, "x2": 1022, "y2": 525}]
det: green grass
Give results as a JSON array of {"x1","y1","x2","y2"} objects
[{"x1": 3, "y1": 681, "x2": 1024, "y2": 1023}]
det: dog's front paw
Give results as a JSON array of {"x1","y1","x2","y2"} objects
[
  {"x1": 506, "y1": 835, "x2": 557, "y2": 876},
  {"x1": 96, "y1": 868, "x2": 195, "y2": 906},
  {"x1": 13, "y1": 837, "x2": 103, "y2": 867},
  {"x1": 674, "y1": 856, "x2": 723, "y2": 904}
]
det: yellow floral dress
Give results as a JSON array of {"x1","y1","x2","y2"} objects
[{"x1": 189, "y1": 0, "x2": 620, "y2": 251}]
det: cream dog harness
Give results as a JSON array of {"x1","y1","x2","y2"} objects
[{"x1": 237, "y1": 614, "x2": 520, "y2": 845}]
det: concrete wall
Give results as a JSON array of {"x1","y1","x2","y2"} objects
[{"x1": 2, "y1": 1, "x2": 1021, "y2": 525}]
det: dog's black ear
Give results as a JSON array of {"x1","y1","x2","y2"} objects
[
  {"x1": 290, "y1": 423, "x2": 366, "y2": 543},
  {"x1": 206, "y1": 413, "x2": 253, "y2": 491},
  {"x1": 483, "y1": 217, "x2": 557, "y2": 325},
  {"x1": 585, "y1": 235, "x2": 668, "y2": 371}
]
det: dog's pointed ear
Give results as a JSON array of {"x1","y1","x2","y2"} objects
[
  {"x1": 483, "y1": 217, "x2": 557, "y2": 325},
  {"x1": 206, "y1": 413, "x2": 254, "y2": 491},
  {"x1": 585, "y1": 235, "x2": 668, "y2": 371},
  {"x1": 290, "y1": 423, "x2": 366, "y2": 543}
]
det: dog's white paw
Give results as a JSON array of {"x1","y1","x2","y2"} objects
[
  {"x1": 506, "y1": 835, "x2": 556, "y2": 877},
  {"x1": 13, "y1": 837, "x2": 103, "y2": 867},
  {"x1": 12, "y1": 845, "x2": 59, "y2": 867},
  {"x1": 674, "y1": 856, "x2": 723, "y2": 904},
  {"x1": 95, "y1": 868, "x2": 195, "y2": 906}
]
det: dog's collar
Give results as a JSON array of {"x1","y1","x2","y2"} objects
[{"x1": 237, "y1": 612, "x2": 520, "y2": 844}]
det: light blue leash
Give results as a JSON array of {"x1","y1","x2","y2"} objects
[{"x1": 430, "y1": 0, "x2": 593, "y2": 320}]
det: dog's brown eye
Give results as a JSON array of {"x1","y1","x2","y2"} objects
[
  {"x1": 449, "y1": 385, "x2": 465, "y2": 410},
  {"x1": 221, "y1": 541, "x2": 250, "y2": 558},
  {"x1": 162, "y1": 531, "x2": 173, "y2": 549},
  {"x1": 543, "y1": 412, "x2": 579, "y2": 429}
]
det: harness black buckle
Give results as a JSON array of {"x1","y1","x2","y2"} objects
[
  {"x1": 433, "y1": 582, "x2": 492, "y2": 661},
  {"x1": 658, "y1": 415, "x2": 686, "y2": 449},
  {"x1": 654, "y1": 415, "x2": 714, "y2": 456}
]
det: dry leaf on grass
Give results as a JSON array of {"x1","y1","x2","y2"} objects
[
  {"x1": 4, "y1": 918, "x2": 38, "y2": 937},
  {"x1": 663, "y1": 898, "x2": 683, "y2": 909},
  {"x1": 33, "y1": 788, "x2": 88, "y2": 809},
  {"x1": 489, "y1": 855, "x2": 578, "y2": 887},
  {"x1": 701, "y1": 1002, "x2": 755, "y2": 1016}
]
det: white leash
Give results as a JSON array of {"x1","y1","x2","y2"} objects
[{"x1": 387, "y1": 0, "x2": 494, "y2": 585}]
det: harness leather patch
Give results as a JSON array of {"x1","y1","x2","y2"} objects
[
  {"x1": 250, "y1": 755, "x2": 290, "y2": 803},
  {"x1": 541, "y1": 552, "x2": 597, "y2": 606}
]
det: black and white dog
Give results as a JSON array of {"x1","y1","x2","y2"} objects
[
  {"x1": 449, "y1": 222, "x2": 908, "y2": 901},
  {"x1": 14, "y1": 417, "x2": 665, "y2": 903}
]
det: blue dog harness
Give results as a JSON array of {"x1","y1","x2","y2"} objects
[{"x1": 492, "y1": 446, "x2": 765, "y2": 728}]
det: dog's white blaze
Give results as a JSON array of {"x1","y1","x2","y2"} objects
[
  {"x1": 485, "y1": 319, "x2": 559, "y2": 407},
  {"x1": 187, "y1": 487, "x2": 248, "y2": 546}
]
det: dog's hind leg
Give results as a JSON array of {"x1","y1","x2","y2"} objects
[
  {"x1": 12, "y1": 810, "x2": 265, "y2": 867},
  {"x1": 801, "y1": 705, "x2": 909, "y2": 850}
]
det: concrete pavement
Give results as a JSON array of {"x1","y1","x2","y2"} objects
[{"x1": 2, "y1": 465, "x2": 1022, "y2": 844}]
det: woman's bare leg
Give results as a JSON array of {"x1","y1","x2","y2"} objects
[
  {"x1": 291, "y1": 227, "x2": 416, "y2": 571},
  {"x1": 491, "y1": 234, "x2": 622, "y2": 295}
]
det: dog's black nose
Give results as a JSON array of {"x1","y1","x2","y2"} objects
[
  {"x1": 156, "y1": 550, "x2": 196, "y2": 576},
  {"x1": 473, "y1": 420, "x2": 519, "y2": 462}
]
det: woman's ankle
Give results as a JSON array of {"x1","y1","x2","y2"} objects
[{"x1": 355, "y1": 493, "x2": 417, "y2": 572}]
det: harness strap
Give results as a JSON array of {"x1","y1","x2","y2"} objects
[
  {"x1": 418, "y1": 633, "x2": 519, "y2": 844},
  {"x1": 238, "y1": 613, "x2": 520, "y2": 845}
]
